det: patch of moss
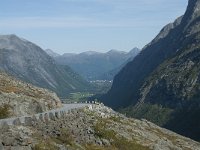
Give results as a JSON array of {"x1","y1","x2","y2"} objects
[
  {"x1": 33, "y1": 139, "x2": 58, "y2": 150},
  {"x1": 85, "y1": 144, "x2": 115, "y2": 150},
  {"x1": 93, "y1": 120, "x2": 150, "y2": 150},
  {"x1": 52, "y1": 128, "x2": 74, "y2": 146},
  {"x1": 0, "y1": 104, "x2": 11, "y2": 119},
  {"x1": 94, "y1": 120, "x2": 116, "y2": 140},
  {"x1": 109, "y1": 116, "x2": 122, "y2": 123},
  {"x1": 113, "y1": 137, "x2": 150, "y2": 150}
]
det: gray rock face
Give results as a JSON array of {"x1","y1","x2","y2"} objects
[
  {"x1": 13, "y1": 118, "x2": 21, "y2": 126},
  {"x1": 0, "y1": 72, "x2": 62, "y2": 117},
  {"x1": 2, "y1": 136, "x2": 16, "y2": 146},
  {"x1": 24, "y1": 117, "x2": 33, "y2": 126},
  {"x1": 0, "y1": 34, "x2": 91, "y2": 97}
]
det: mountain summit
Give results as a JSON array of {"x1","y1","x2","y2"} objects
[{"x1": 101, "y1": 0, "x2": 200, "y2": 141}]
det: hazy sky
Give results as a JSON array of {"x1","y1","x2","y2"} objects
[{"x1": 0, "y1": 0, "x2": 188, "y2": 54}]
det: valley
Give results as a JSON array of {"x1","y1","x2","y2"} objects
[
  {"x1": 62, "y1": 92, "x2": 94, "y2": 103},
  {"x1": 0, "y1": 0, "x2": 200, "y2": 149}
]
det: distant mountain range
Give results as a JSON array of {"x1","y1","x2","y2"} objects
[
  {"x1": 46, "y1": 48, "x2": 140, "y2": 81},
  {"x1": 101, "y1": 0, "x2": 200, "y2": 141},
  {"x1": 0, "y1": 34, "x2": 92, "y2": 97}
]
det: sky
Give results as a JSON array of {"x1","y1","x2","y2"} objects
[{"x1": 0, "y1": 0, "x2": 188, "y2": 54}]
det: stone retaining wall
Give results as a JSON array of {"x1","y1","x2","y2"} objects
[{"x1": 0, "y1": 103, "x2": 91, "y2": 126}]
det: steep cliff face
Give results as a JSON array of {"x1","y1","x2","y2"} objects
[
  {"x1": 102, "y1": 15, "x2": 185, "y2": 108},
  {"x1": 0, "y1": 72, "x2": 62, "y2": 117},
  {"x1": 103, "y1": 0, "x2": 200, "y2": 108},
  {"x1": 134, "y1": 9, "x2": 200, "y2": 139},
  {"x1": 137, "y1": 0, "x2": 200, "y2": 107},
  {"x1": 102, "y1": 0, "x2": 200, "y2": 141},
  {"x1": 0, "y1": 35, "x2": 92, "y2": 97}
]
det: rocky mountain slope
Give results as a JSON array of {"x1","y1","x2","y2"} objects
[
  {"x1": 0, "y1": 72, "x2": 62, "y2": 118},
  {"x1": 0, "y1": 104, "x2": 199, "y2": 150},
  {"x1": 101, "y1": 0, "x2": 200, "y2": 141},
  {"x1": 0, "y1": 35, "x2": 92, "y2": 97},
  {"x1": 52, "y1": 48, "x2": 140, "y2": 81}
]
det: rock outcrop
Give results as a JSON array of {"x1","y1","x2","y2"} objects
[{"x1": 0, "y1": 72, "x2": 62, "y2": 118}]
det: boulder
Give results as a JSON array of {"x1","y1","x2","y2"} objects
[
  {"x1": 13, "y1": 118, "x2": 21, "y2": 126},
  {"x1": 44, "y1": 113, "x2": 49, "y2": 123},
  {"x1": 55, "y1": 112, "x2": 60, "y2": 119},
  {"x1": 49, "y1": 113, "x2": 55, "y2": 121},
  {"x1": 39, "y1": 114, "x2": 44, "y2": 122},
  {"x1": 24, "y1": 117, "x2": 33, "y2": 126}
]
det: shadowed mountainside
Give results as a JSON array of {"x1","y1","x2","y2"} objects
[
  {"x1": 0, "y1": 35, "x2": 92, "y2": 98},
  {"x1": 101, "y1": 0, "x2": 200, "y2": 141}
]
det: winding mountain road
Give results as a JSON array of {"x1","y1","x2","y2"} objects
[{"x1": 0, "y1": 103, "x2": 91, "y2": 126}]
